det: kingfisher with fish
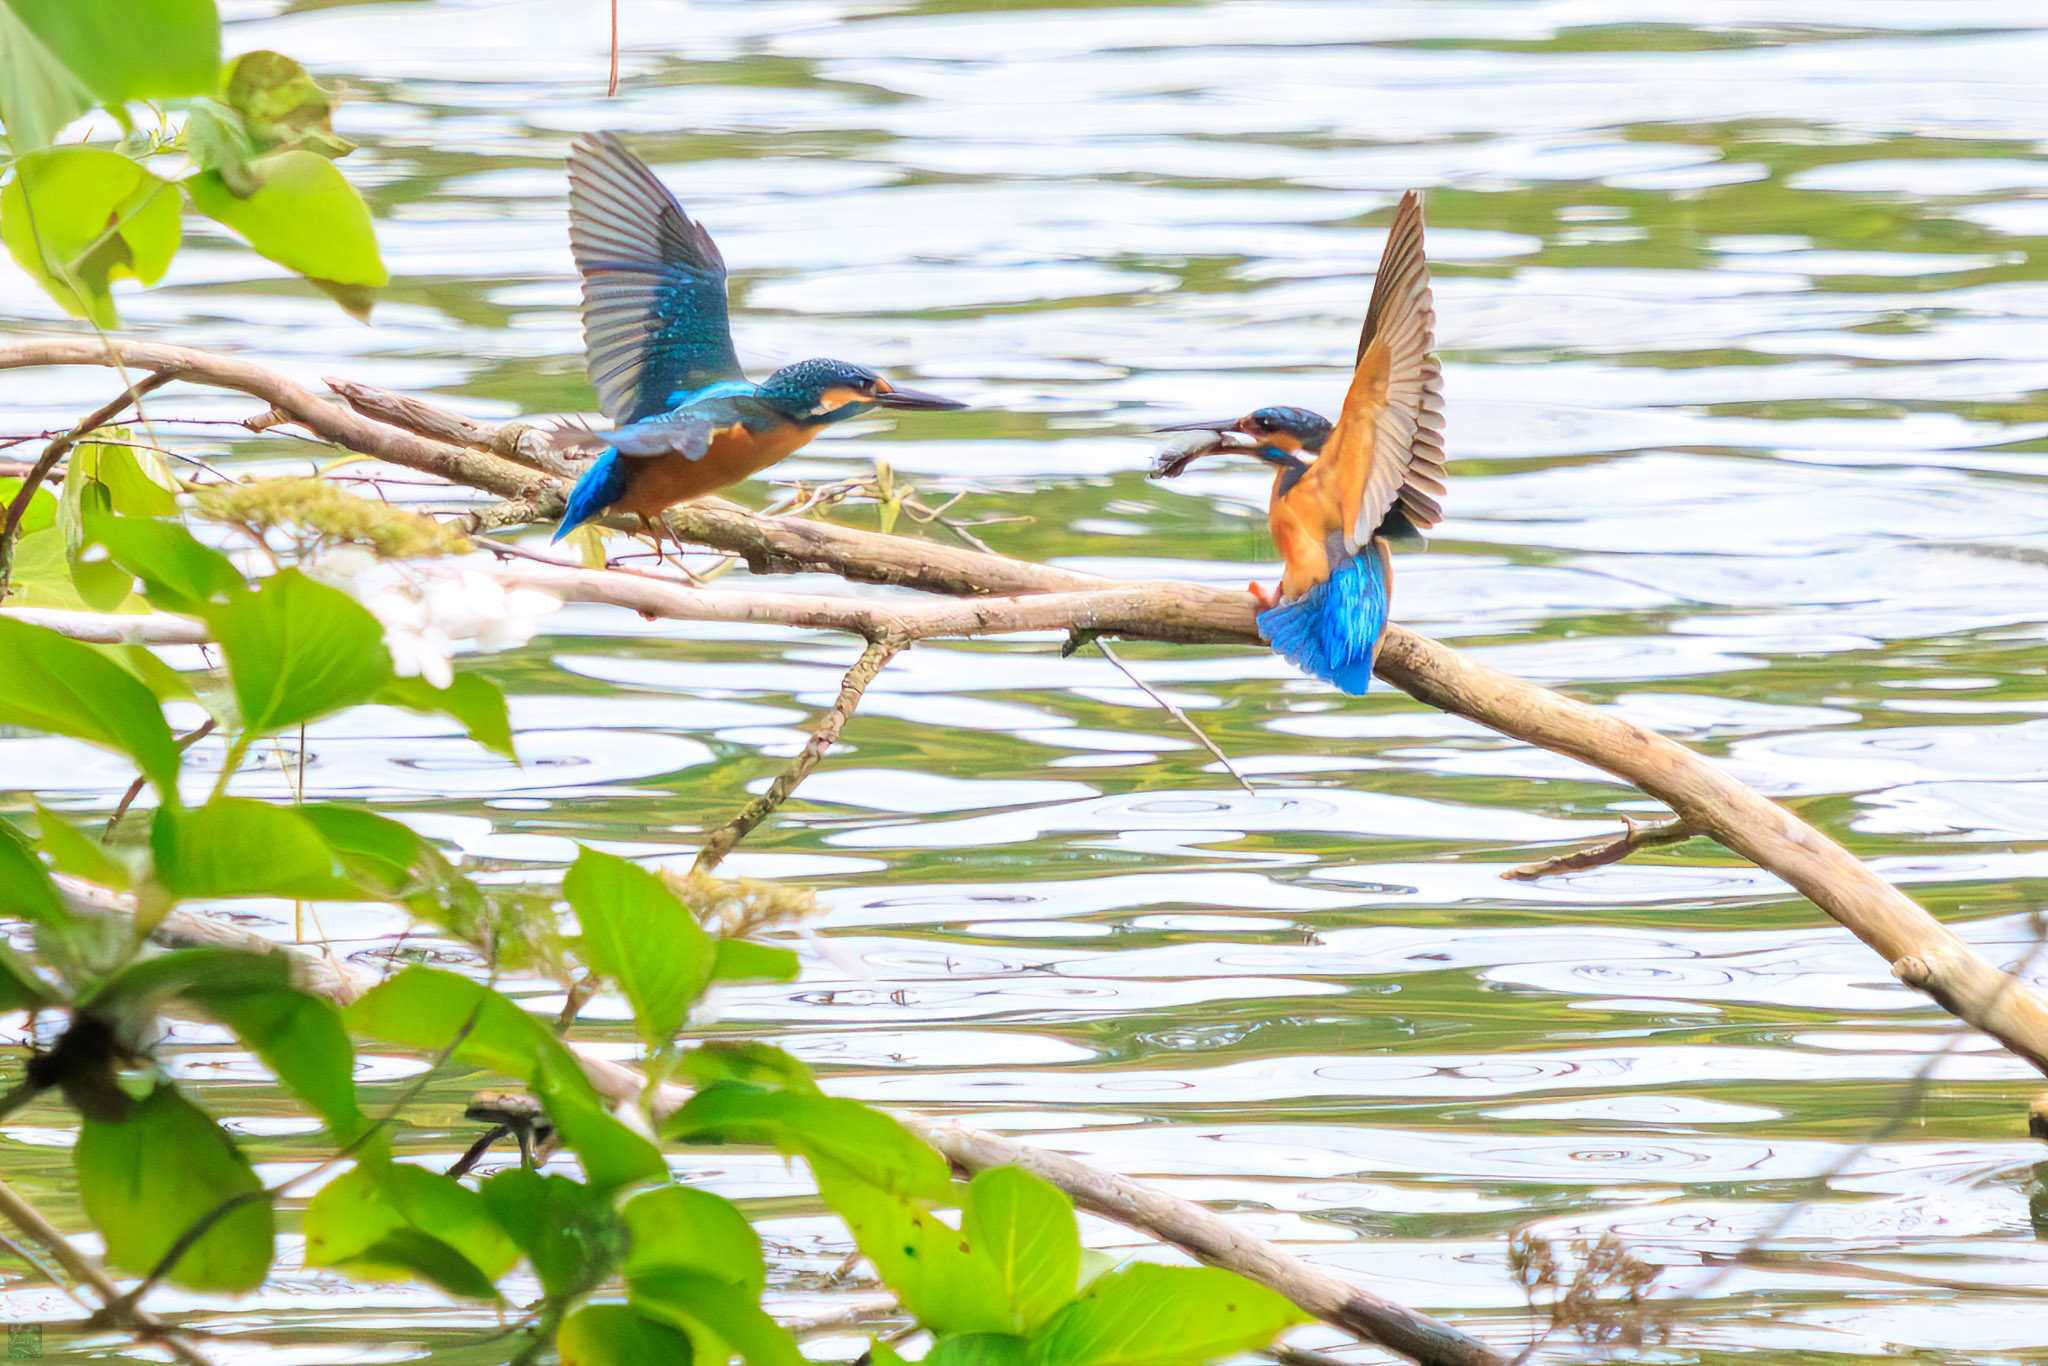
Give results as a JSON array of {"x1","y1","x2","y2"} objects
[
  {"x1": 548, "y1": 132, "x2": 965, "y2": 550},
  {"x1": 1149, "y1": 190, "x2": 1445, "y2": 695}
]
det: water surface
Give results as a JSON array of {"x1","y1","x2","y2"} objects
[{"x1": 6, "y1": 1, "x2": 2048, "y2": 1359}]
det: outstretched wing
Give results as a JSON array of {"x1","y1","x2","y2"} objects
[
  {"x1": 545, "y1": 408, "x2": 718, "y2": 462},
  {"x1": 567, "y1": 132, "x2": 745, "y2": 426},
  {"x1": 1322, "y1": 190, "x2": 1446, "y2": 552}
]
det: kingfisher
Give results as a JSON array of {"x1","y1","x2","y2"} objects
[
  {"x1": 1149, "y1": 190, "x2": 1445, "y2": 695},
  {"x1": 547, "y1": 132, "x2": 964, "y2": 549}
]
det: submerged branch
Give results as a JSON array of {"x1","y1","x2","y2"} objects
[{"x1": 1503, "y1": 815, "x2": 1695, "y2": 881}]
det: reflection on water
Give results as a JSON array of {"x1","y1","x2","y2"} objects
[{"x1": 7, "y1": 0, "x2": 2048, "y2": 1357}]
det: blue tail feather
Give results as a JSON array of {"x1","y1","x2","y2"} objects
[
  {"x1": 553, "y1": 448, "x2": 629, "y2": 541},
  {"x1": 1255, "y1": 548, "x2": 1390, "y2": 695}
]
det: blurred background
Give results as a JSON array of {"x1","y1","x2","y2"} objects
[{"x1": 5, "y1": 0, "x2": 2048, "y2": 1359}]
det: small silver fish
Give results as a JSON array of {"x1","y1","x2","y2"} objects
[{"x1": 1149, "y1": 429, "x2": 1257, "y2": 479}]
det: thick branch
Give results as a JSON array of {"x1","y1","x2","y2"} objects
[
  {"x1": 9, "y1": 345, "x2": 2048, "y2": 1071},
  {"x1": 694, "y1": 637, "x2": 900, "y2": 875}
]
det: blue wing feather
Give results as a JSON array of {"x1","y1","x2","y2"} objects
[
  {"x1": 567, "y1": 133, "x2": 745, "y2": 426},
  {"x1": 553, "y1": 448, "x2": 631, "y2": 542},
  {"x1": 1255, "y1": 544, "x2": 1390, "y2": 695}
]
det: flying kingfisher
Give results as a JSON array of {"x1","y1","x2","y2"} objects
[
  {"x1": 1149, "y1": 190, "x2": 1445, "y2": 695},
  {"x1": 547, "y1": 132, "x2": 965, "y2": 549}
]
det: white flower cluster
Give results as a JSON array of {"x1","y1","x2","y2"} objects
[{"x1": 311, "y1": 549, "x2": 561, "y2": 689}]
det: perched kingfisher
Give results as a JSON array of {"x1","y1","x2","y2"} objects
[
  {"x1": 1149, "y1": 190, "x2": 1445, "y2": 695},
  {"x1": 548, "y1": 132, "x2": 965, "y2": 548}
]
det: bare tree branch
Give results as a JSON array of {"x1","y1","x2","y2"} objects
[{"x1": 694, "y1": 636, "x2": 901, "y2": 875}]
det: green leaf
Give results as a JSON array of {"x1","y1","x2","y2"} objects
[
  {"x1": 666, "y1": 1083, "x2": 951, "y2": 1201},
  {"x1": 182, "y1": 99, "x2": 254, "y2": 186},
  {"x1": 967, "y1": 1168, "x2": 1081, "y2": 1334},
  {"x1": 297, "y1": 804, "x2": 421, "y2": 895},
  {"x1": 0, "y1": 941, "x2": 57, "y2": 1011},
  {"x1": 0, "y1": 477, "x2": 55, "y2": 536},
  {"x1": 75, "y1": 1081, "x2": 273, "y2": 1292},
  {"x1": 675, "y1": 1041, "x2": 819, "y2": 1096},
  {"x1": 205, "y1": 567, "x2": 392, "y2": 737},
  {"x1": 479, "y1": 1167, "x2": 624, "y2": 1301},
  {"x1": 66, "y1": 437, "x2": 177, "y2": 521},
  {"x1": 1076, "y1": 1249, "x2": 1121, "y2": 1294},
  {"x1": 6, "y1": 523, "x2": 108, "y2": 609},
  {"x1": 222, "y1": 50, "x2": 353, "y2": 158},
  {"x1": 0, "y1": 814, "x2": 70, "y2": 930},
  {"x1": 34, "y1": 801, "x2": 131, "y2": 891},
  {"x1": 83, "y1": 511, "x2": 243, "y2": 614},
  {"x1": 630, "y1": 1269, "x2": 807, "y2": 1366},
  {"x1": 566, "y1": 848, "x2": 714, "y2": 1050},
  {"x1": 1, "y1": 0, "x2": 220, "y2": 107},
  {"x1": 0, "y1": 146, "x2": 180, "y2": 327},
  {"x1": 61, "y1": 440, "x2": 178, "y2": 614},
  {"x1": 622, "y1": 1186, "x2": 765, "y2": 1294},
  {"x1": 378, "y1": 673, "x2": 516, "y2": 760},
  {"x1": 344, "y1": 966, "x2": 665, "y2": 1190},
  {"x1": 931, "y1": 1336, "x2": 1032, "y2": 1366},
  {"x1": 559, "y1": 1303, "x2": 696, "y2": 1366},
  {"x1": 354, "y1": 1229, "x2": 502, "y2": 1299},
  {"x1": 105, "y1": 642, "x2": 199, "y2": 704},
  {"x1": 151, "y1": 798, "x2": 359, "y2": 902},
  {"x1": 304, "y1": 1161, "x2": 515, "y2": 1295},
  {"x1": 1027, "y1": 1265, "x2": 1306, "y2": 1366},
  {"x1": 532, "y1": 1048, "x2": 668, "y2": 1193},
  {"x1": 185, "y1": 150, "x2": 387, "y2": 317},
  {"x1": 0, "y1": 616, "x2": 179, "y2": 793},
  {"x1": 812, "y1": 1157, "x2": 1008, "y2": 1336},
  {"x1": 0, "y1": 4, "x2": 91, "y2": 153},
  {"x1": 61, "y1": 481, "x2": 131, "y2": 610},
  {"x1": 83, "y1": 945, "x2": 279, "y2": 1021},
  {"x1": 709, "y1": 937, "x2": 800, "y2": 984},
  {"x1": 99, "y1": 949, "x2": 369, "y2": 1142},
  {"x1": 343, "y1": 964, "x2": 554, "y2": 1079}
]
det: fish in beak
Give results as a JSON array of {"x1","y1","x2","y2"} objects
[{"x1": 1149, "y1": 422, "x2": 1257, "y2": 479}]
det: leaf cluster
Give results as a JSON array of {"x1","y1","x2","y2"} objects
[{"x1": 0, "y1": 0, "x2": 386, "y2": 324}]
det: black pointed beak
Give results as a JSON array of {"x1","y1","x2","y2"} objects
[
  {"x1": 1153, "y1": 417, "x2": 1241, "y2": 434},
  {"x1": 874, "y1": 385, "x2": 967, "y2": 412}
]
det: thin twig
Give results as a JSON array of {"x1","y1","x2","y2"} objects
[
  {"x1": 1502, "y1": 815, "x2": 1694, "y2": 881},
  {"x1": 607, "y1": 0, "x2": 621, "y2": 95},
  {"x1": 693, "y1": 637, "x2": 901, "y2": 875},
  {"x1": 105, "y1": 720, "x2": 217, "y2": 841},
  {"x1": 1095, "y1": 639, "x2": 1256, "y2": 794}
]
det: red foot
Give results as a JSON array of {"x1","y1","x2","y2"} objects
[{"x1": 1247, "y1": 580, "x2": 1279, "y2": 611}]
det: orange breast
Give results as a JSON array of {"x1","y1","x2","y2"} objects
[
  {"x1": 613, "y1": 422, "x2": 816, "y2": 519},
  {"x1": 1268, "y1": 466, "x2": 1334, "y2": 600}
]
